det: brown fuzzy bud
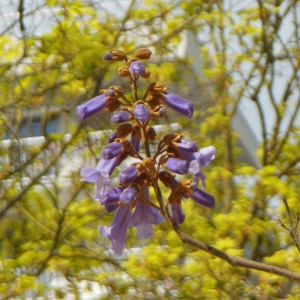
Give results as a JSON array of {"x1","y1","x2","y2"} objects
[
  {"x1": 131, "y1": 123, "x2": 141, "y2": 139},
  {"x1": 148, "y1": 82, "x2": 168, "y2": 94},
  {"x1": 105, "y1": 100, "x2": 121, "y2": 112},
  {"x1": 127, "y1": 58, "x2": 138, "y2": 66},
  {"x1": 146, "y1": 126, "x2": 156, "y2": 141},
  {"x1": 140, "y1": 68, "x2": 151, "y2": 78},
  {"x1": 118, "y1": 66, "x2": 130, "y2": 77},
  {"x1": 107, "y1": 49, "x2": 126, "y2": 61},
  {"x1": 115, "y1": 123, "x2": 133, "y2": 137},
  {"x1": 135, "y1": 48, "x2": 152, "y2": 60},
  {"x1": 158, "y1": 171, "x2": 176, "y2": 188},
  {"x1": 108, "y1": 86, "x2": 124, "y2": 96}
]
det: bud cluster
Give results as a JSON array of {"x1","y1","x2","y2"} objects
[{"x1": 77, "y1": 48, "x2": 216, "y2": 255}]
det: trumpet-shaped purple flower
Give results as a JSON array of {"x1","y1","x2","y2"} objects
[
  {"x1": 171, "y1": 203, "x2": 185, "y2": 224},
  {"x1": 98, "y1": 205, "x2": 132, "y2": 256},
  {"x1": 162, "y1": 92, "x2": 194, "y2": 118},
  {"x1": 130, "y1": 61, "x2": 146, "y2": 76},
  {"x1": 190, "y1": 188, "x2": 215, "y2": 208},
  {"x1": 99, "y1": 186, "x2": 125, "y2": 213},
  {"x1": 129, "y1": 185, "x2": 165, "y2": 239},
  {"x1": 119, "y1": 186, "x2": 139, "y2": 205},
  {"x1": 189, "y1": 146, "x2": 216, "y2": 188},
  {"x1": 81, "y1": 155, "x2": 121, "y2": 194},
  {"x1": 101, "y1": 143, "x2": 123, "y2": 160},
  {"x1": 119, "y1": 166, "x2": 139, "y2": 185},
  {"x1": 111, "y1": 111, "x2": 131, "y2": 123},
  {"x1": 165, "y1": 157, "x2": 189, "y2": 175},
  {"x1": 134, "y1": 104, "x2": 150, "y2": 122},
  {"x1": 77, "y1": 94, "x2": 107, "y2": 122}
]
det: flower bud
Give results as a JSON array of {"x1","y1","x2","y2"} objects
[
  {"x1": 105, "y1": 100, "x2": 121, "y2": 112},
  {"x1": 140, "y1": 68, "x2": 151, "y2": 78},
  {"x1": 134, "y1": 48, "x2": 152, "y2": 60},
  {"x1": 146, "y1": 126, "x2": 156, "y2": 141},
  {"x1": 119, "y1": 165, "x2": 139, "y2": 185},
  {"x1": 133, "y1": 103, "x2": 150, "y2": 122},
  {"x1": 148, "y1": 82, "x2": 168, "y2": 94},
  {"x1": 111, "y1": 111, "x2": 132, "y2": 123},
  {"x1": 130, "y1": 61, "x2": 146, "y2": 76},
  {"x1": 104, "y1": 49, "x2": 126, "y2": 61},
  {"x1": 118, "y1": 66, "x2": 130, "y2": 77},
  {"x1": 120, "y1": 185, "x2": 139, "y2": 205}
]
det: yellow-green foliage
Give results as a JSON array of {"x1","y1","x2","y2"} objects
[{"x1": 1, "y1": 0, "x2": 300, "y2": 299}]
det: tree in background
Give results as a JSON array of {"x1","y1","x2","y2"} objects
[{"x1": 0, "y1": 0, "x2": 300, "y2": 298}]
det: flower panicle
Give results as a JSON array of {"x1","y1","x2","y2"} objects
[{"x1": 77, "y1": 47, "x2": 216, "y2": 256}]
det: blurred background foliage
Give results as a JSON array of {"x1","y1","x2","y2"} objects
[{"x1": 1, "y1": 0, "x2": 300, "y2": 298}]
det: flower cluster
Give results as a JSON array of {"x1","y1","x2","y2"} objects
[{"x1": 77, "y1": 48, "x2": 216, "y2": 255}]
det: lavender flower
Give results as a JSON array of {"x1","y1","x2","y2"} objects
[
  {"x1": 76, "y1": 94, "x2": 107, "y2": 122},
  {"x1": 111, "y1": 111, "x2": 131, "y2": 123},
  {"x1": 119, "y1": 186, "x2": 139, "y2": 205},
  {"x1": 189, "y1": 146, "x2": 216, "y2": 188},
  {"x1": 98, "y1": 205, "x2": 132, "y2": 256},
  {"x1": 130, "y1": 61, "x2": 146, "y2": 76},
  {"x1": 165, "y1": 157, "x2": 189, "y2": 175},
  {"x1": 81, "y1": 156, "x2": 121, "y2": 193},
  {"x1": 134, "y1": 104, "x2": 150, "y2": 122},
  {"x1": 162, "y1": 92, "x2": 194, "y2": 118},
  {"x1": 119, "y1": 166, "x2": 139, "y2": 185},
  {"x1": 190, "y1": 188, "x2": 215, "y2": 208},
  {"x1": 171, "y1": 203, "x2": 185, "y2": 224},
  {"x1": 101, "y1": 143, "x2": 123, "y2": 160},
  {"x1": 129, "y1": 185, "x2": 165, "y2": 239}
]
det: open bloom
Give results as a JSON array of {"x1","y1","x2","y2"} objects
[
  {"x1": 189, "y1": 146, "x2": 216, "y2": 188},
  {"x1": 162, "y1": 92, "x2": 194, "y2": 118},
  {"x1": 77, "y1": 94, "x2": 107, "y2": 122},
  {"x1": 98, "y1": 205, "x2": 132, "y2": 256},
  {"x1": 81, "y1": 154, "x2": 122, "y2": 196},
  {"x1": 99, "y1": 186, "x2": 125, "y2": 213},
  {"x1": 129, "y1": 185, "x2": 165, "y2": 239}
]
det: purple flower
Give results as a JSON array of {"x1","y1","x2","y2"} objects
[
  {"x1": 189, "y1": 146, "x2": 216, "y2": 188},
  {"x1": 119, "y1": 166, "x2": 139, "y2": 185},
  {"x1": 129, "y1": 185, "x2": 165, "y2": 239},
  {"x1": 99, "y1": 186, "x2": 125, "y2": 213},
  {"x1": 101, "y1": 143, "x2": 123, "y2": 160},
  {"x1": 134, "y1": 104, "x2": 150, "y2": 122},
  {"x1": 176, "y1": 138, "x2": 198, "y2": 162},
  {"x1": 108, "y1": 130, "x2": 118, "y2": 143},
  {"x1": 171, "y1": 203, "x2": 185, "y2": 224},
  {"x1": 99, "y1": 186, "x2": 124, "y2": 205},
  {"x1": 130, "y1": 61, "x2": 146, "y2": 76},
  {"x1": 190, "y1": 188, "x2": 215, "y2": 208},
  {"x1": 162, "y1": 92, "x2": 194, "y2": 118},
  {"x1": 77, "y1": 94, "x2": 107, "y2": 122},
  {"x1": 98, "y1": 205, "x2": 132, "y2": 256},
  {"x1": 119, "y1": 186, "x2": 139, "y2": 205},
  {"x1": 81, "y1": 156, "x2": 121, "y2": 193},
  {"x1": 165, "y1": 157, "x2": 189, "y2": 175},
  {"x1": 111, "y1": 111, "x2": 131, "y2": 123}
]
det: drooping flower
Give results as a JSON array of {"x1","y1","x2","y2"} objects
[
  {"x1": 129, "y1": 185, "x2": 165, "y2": 239},
  {"x1": 77, "y1": 94, "x2": 107, "y2": 122},
  {"x1": 162, "y1": 92, "x2": 194, "y2": 118},
  {"x1": 134, "y1": 104, "x2": 150, "y2": 122},
  {"x1": 99, "y1": 186, "x2": 125, "y2": 213},
  {"x1": 111, "y1": 111, "x2": 131, "y2": 123},
  {"x1": 189, "y1": 146, "x2": 216, "y2": 188},
  {"x1": 101, "y1": 142, "x2": 123, "y2": 160},
  {"x1": 165, "y1": 157, "x2": 189, "y2": 175},
  {"x1": 130, "y1": 61, "x2": 146, "y2": 76},
  {"x1": 98, "y1": 205, "x2": 132, "y2": 256},
  {"x1": 119, "y1": 165, "x2": 139, "y2": 185},
  {"x1": 81, "y1": 155, "x2": 122, "y2": 194},
  {"x1": 171, "y1": 202, "x2": 185, "y2": 224},
  {"x1": 190, "y1": 187, "x2": 215, "y2": 208},
  {"x1": 119, "y1": 186, "x2": 139, "y2": 205}
]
